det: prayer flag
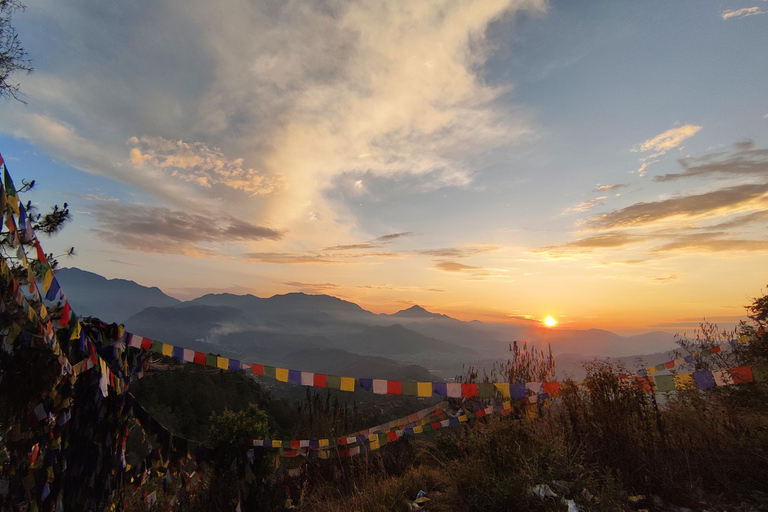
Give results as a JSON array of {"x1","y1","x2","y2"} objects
[
  {"x1": 461, "y1": 383, "x2": 478, "y2": 397},
  {"x1": 192, "y1": 352, "x2": 205, "y2": 365},
  {"x1": 402, "y1": 382, "x2": 418, "y2": 396},
  {"x1": 183, "y1": 349, "x2": 194, "y2": 362},
  {"x1": 340, "y1": 377, "x2": 355, "y2": 392},
  {"x1": 417, "y1": 382, "x2": 432, "y2": 397},
  {"x1": 128, "y1": 335, "x2": 143, "y2": 348},
  {"x1": 432, "y1": 382, "x2": 447, "y2": 396},
  {"x1": 635, "y1": 377, "x2": 654, "y2": 393},
  {"x1": 654, "y1": 374, "x2": 676, "y2": 392},
  {"x1": 693, "y1": 370, "x2": 715, "y2": 389},
  {"x1": 713, "y1": 369, "x2": 733, "y2": 386},
  {"x1": 387, "y1": 381, "x2": 402, "y2": 395},
  {"x1": 543, "y1": 382, "x2": 561, "y2": 397},
  {"x1": 359, "y1": 378, "x2": 373, "y2": 392},
  {"x1": 288, "y1": 369, "x2": 301, "y2": 384},
  {"x1": 301, "y1": 372, "x2": 314, "y2": 386},
  {"x1": 674, "y1": 373, "x2": 694, "y2": 390},
  {"x1": 252, "y1": 364, "x2": 264, "y2": 375},
  {"x1": 732, "y1": 366, "x2": 753, "y2": 384},
  {"x1": 275, "y1": 368, "x2": 289, "y2": 382},
  {"x1": 42, "y1": 269, "x2": 54, "y2": 293},
  {"x1": 510, "y1": 382, "x2": 527, "y2": 399},
  {"x1": 494, "y1": 383, "x2": 510, "y2": 398},
  {"x1": 314, "y1": 373, "x2": 327, "y2": 387},
  {"x1": 326, "y1": 375, "x2": 341, "y2": 389},
  {"x1": 264, "y1": 366, "x2": 276, "y2": 378},
  {"x1": 161, "y1": 344, "x2": 173, "y2": 357},
  {"x1": 477, "y1": 383, "x2": 494, "y2": 398},
  {"x1": 205, "y1": 354, "x2": 217, "y2": 367},
  {"x1": 446, "y1": 382, "x2": 461, "y2": 398},
  {"x1": 372, "y1": 379, "x2": 387, "y2": 394},
  {"x1": 59, "y1": 302, "x2": 71, "y2": 327}
]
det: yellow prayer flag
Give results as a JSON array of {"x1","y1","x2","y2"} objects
[
  {"x1": 28, "y1": 306, "x2": 36, "y2": 322},
  {"x1": 118, "y1": 325, "x2": 124, "y2": 339},
  {"x1": 494, "y1": 383, "x2": 510, "y2": 398},
  {"x1": 69, "y1": 321, "x2": 81, "y2": 341},
  {"x1": 370, "y1": 439, "x2": 380, "y2": 450},
  {"x1": 272, "y1": 440, "x2": 281, "y2": 448},
  {"x1": 646, "y1": 366, "x2": 657, "y2": 375},
  {"x1": 413, "y1": 426, "x2": 423, "y2": 434},
  {"x1": 42, "y1": 269, "x2": 53, "y2": 293},
  {"x1": 162, "y1": 344, "x2": 173, "y2": 357},
  {"x1": 458, "y1": 415, "x2": 467, "y2": 422},
  {"x1": 674, "y1": 372, "x2": 695, "y2": 390},
  {"x1": 417, "y1": 382, "x2": 432, "y2": 397},
  {"x1": 319, "y1": 450, "x2": 330, "y2": 459},
  {"x1": 739, "y1": 335, "x2": 750, "y2": 344},
  {"x1": 319, "y1": 439, "x2": 329, "y2": 447},
  {"x1": 39, "y1": 304, "x2": 48, "y2": 320},
  {"x1": 502, "y1": 401, "x2": 512, "y2": 410},
  {"x1": 525, "y1": 405, "x2": 538, "y2": 419},
  {"x1": 275, "y1": 368, "x2": 289, "y2": 382},
  {"x1": 217, "y1": 357, "x2": 229, "y2": 370},
  {"x1": 340, "y1": 376, "x2": 355, "y2": 392}
]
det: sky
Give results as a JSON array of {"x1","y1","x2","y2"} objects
[{"x1": 1, "y1": 0, "x2": 767, "y2": 334}]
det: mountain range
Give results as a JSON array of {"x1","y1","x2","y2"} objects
[{"x1": 55, "y1": 267, "x2": 680, "y2": 379}]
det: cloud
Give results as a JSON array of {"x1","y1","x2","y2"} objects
[
  {"x1": 127, "y1": 136, "x2": 282, "y2": 195},
  {"x1": 564, "y1": 196, "x2": 607, "y2": 214},
  {"x1": 323, "y1": 231, "x2": 413, "y2": 250},
  {"x1": 91, "y1": 203, "x2": 283, "y2": 255},
  {"x1": 417, "y1": 245, "x2": 498, "y2": 258},
  {"x1": 650, "y1": 232, "x2": 768, "y2": 253},
  {"x1": 721, "y1": 7, "x2": 766, "y2": 19},
  {"x1": 281, "y1": 281, "x2": 342, "y2": 292},
  {"x1": 585, "y1": 183, "x2": 768, "y2": 230},
  {"x1": 4, "y1": 0, "x2": 545, "y2": 246},
  {"x1": 536, "y1": 232, "x2": 646, "y2": 254},
  {"x1": 654, "y1": 147, "x2": 768, "y2": 182},
  {"x1": 650, "y1": 274, "x2": 678, "y2": 282},
  {"x1": 434, "y1": 260, "x2": 481, "y2": 272},
  {"x1": 594, "y1": 184, "x2": 626, "y2": 192},
  {"x1": 357, "y1": 284, "x2": 445, "y2": 292},
  {"x1": 243, "y1": 253, "x2": 341, "y2": 265},
  {"x1": 632, "y1": 125, "x2": 702, "y2": 154}
]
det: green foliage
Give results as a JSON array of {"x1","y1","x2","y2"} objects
[{"x1": 0, "y1": 0, "x2": 31, "y2": 101}]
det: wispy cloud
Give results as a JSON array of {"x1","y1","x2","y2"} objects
[
  {"x1": 633, "y1": 125, "x2": 702, "y2": 154},
  {"x1": 594, "y1": 184, "x2": 626, "y2": 192},
  {"x1": 721, "y1": 7, "x2": 766, "y2": 19},
  {"x1": 654, "y1": 145, "x2": 768, "y2": 182},
  {"x1": 323, "y1": 232, "x2": 413, "y2": 251},
  {"x1": 585, "y1": 183, "x2": 768, "y2": 230},
  {"x1": 564, "y1": 196, "x2": 607, "y2": 214},
  {"x1": 92, "y1": 203, "x2": 283, "y2": 256},
  {"x1": 434, "y1": 261, "x2": 482, "y2": 272}
]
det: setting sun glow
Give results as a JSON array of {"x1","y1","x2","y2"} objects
[{"x1": 544, "y1": 316, "x2": 557, "y2": 327}]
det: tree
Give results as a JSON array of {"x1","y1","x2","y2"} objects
[{"x1": 0, "y1": 0, "x2": 31, "y2": 101}]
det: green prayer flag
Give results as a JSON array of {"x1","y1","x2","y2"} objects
[
  {"x1": 263, "y1": 366, "x2": 276, "y2": 378},
  {"x1": 752, "y1": 365, "x2": 767, "y2": 383},
  {"x1": 150, "y1": 341, "x2": 163, "y2": 353},
  {"x1": 654, "y1": 364, "x2": 666, "y2": 372},
  {"x1": 326, "y1": 375, "x2": 341, "y2": 389},
  {"x1": 205, "y1": 354, "x2": 218, "y2": 367},
  {"x1": 402, "y1": 382, "x2": 418, "y2": 396},
  {"x1": 477, "y1": 383, "x2": 494, "y2": 398},
  {"x1": 654, "y1": 374, "x2": 676, "y2": 392}
]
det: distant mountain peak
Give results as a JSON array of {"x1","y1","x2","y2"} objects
[{"x1": 392, "y1": 305, "x2": 442, "y2": 318}]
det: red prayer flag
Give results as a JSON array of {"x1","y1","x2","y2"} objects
[
  {"x1": 314, "y1": 374, "x2": 327, "y2": 387},
  {"x1": 732, "y1": 366, "x2": 753, "y2": 384},
  {"x1": 431, "y1": 421, "x2": 441, "y2": 430},
  {"x1": 194, "y1": 352, "x2": 206, "y2": 365},
  {"x1": 387, "y1": 431, "x2": 398, "y2": 442},
  {"x1": 710, "y1": 346, "x2": 721, "y2": 354},
  {"x1": 543, "y1": 382, "x2": 561, "y2": 396},
  {"x1": 635, "y1": 377, "x2": 654, "y2": 393},
  {"x1": 475, "y1": 409, "x2": 486, "y2": 418},
  {"x1": 290, "y1": 441, "x2": 300, "y2": 449},
  {"x1": 337, "y1": 437, "x2": 346, "y2": 445},
  {"x1": 252, "y1": 364, "x2": 264, "y2": 375},
  {"x1": 664, "y1": 361, "x2": 675, "y2": 369},
  {"x1": 35, "y1": 240, "x2": 46, "y2": 263},
  {"x1": 387, "y1": 381, "x2": 402, "y2": 395},
  {"x1": 59, "y1": 302, "x2": 71, "y2": 327},
  {"x1": 141, "y1": 338, "x2": 153, "y2": 350},
  {"x1": 461, "y1": 383, "x2": 478, "y2": 397}
]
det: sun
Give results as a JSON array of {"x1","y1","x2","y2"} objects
[{"x1": 544, "y1": 316, "x2": 557, "y2": 327}]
